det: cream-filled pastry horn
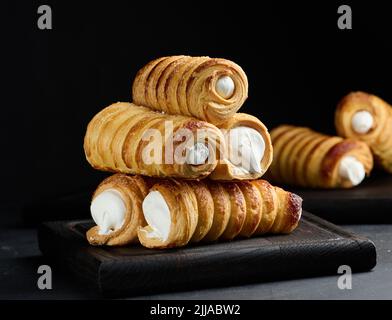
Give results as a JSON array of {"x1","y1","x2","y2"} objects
[
  {"x1": 86, "y1": 174, "x2": 149, "y2": 246},
  {"x1": 209, "y1": 113, "x2": 273, "y2": 180},
  {"x1": 83, "y1": 102, "x2": 225, "y2": 179},
  {"x1": 335, "y1": 91, "x2": 392, "y2": 173},
  {"x1": 266, "y1": 125, "x2": 374, "y2": 188},
  {"x1": 138, "y1": 180, "x2": 199, "y2": 248},
  {"x1": 137, "y1": 179, "x2": 302, "y2": 249},
  {"x1": 132, "y1": 56, "x2": 248, "y2": 125}
]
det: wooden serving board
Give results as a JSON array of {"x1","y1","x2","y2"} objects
[
  {"x1": 290, "y1": 174, "x2": 392, "y2": 224},
  {"x1": 38, "y1": 212, "x2": 376, "y2": 297}
]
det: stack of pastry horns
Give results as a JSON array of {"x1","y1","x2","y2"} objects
[{"x1": 83, "y1": 56, "x2": 302, "y2": 249}]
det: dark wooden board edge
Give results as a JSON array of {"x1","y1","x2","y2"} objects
[
  {"x1": 38, "y1": 218, "x2": 102, "y2": 293},
  {"x1": 38, "y1": 212, "x2": 376, "y2": 298},
  {"x1": 297, "y1": 197, "x2": 392, "y2": 224},
  {"x1": 286, "y1": 174, "x2": 392, "y2": 224}
]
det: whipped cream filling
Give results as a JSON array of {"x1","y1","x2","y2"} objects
[
  {"x1": 142, "y1": 191, "x2": 171, "y2": 241},
  {"x1": 225, "y1": 126, "x2": 265, "y2": 175},
  {"x1": 186, "y1": 142, "x2": 210, "y2": 165},
  {"x1": 339, "y1": 156, "x2": 366, "y2": 186},
  {"x1": 298, "y1": 208, "x2": 303, "y2": 221},
  {"x1": 351, "y1": 110, "x2": 373, "y2": 134},
  {"x1": 90, "y1": 189, "x2": 126, "y2": 235},
  {"x1": 215, "y1": 76, "x2": 235, "y2": 99}
]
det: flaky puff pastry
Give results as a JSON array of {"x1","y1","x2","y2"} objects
[
  {"x1": 132, "y1": 56, "x2": 248, "y2": 124},
  {"x1": 267, "y1": 125, "x2": 373, "y2": 188},
  {"x1": 84, "y1": 102, "x2": 225, "y2": 179},
  {"x1": 209, "y1": 113, "x2": 273, "y2": 180},
  {"x1": 86, "y1": 174, "x2": 149, "y2": 246},
  {"x1": 335, "y1": 91, "x2": 392, "y2": 173},
  {"x1": 138, "y1": 179, "x2": 302, "y2": 249}
]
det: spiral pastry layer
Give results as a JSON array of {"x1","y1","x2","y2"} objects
[
  {"x1": 84, "y1": 102, "x2": 225, "y2": 179},
  {"x1": 132, "y1": 56, "x2": 248, "y2": 124},
  {"x1": 138, "y1": 179, "x2": 302, "y2": 249}
]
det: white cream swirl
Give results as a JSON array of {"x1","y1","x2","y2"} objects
[
  {"x1": 351, "y1": 111, "x2": 373, "y2": 134},
  {"x1": 186, "y1": 143, "x2": 210, "y2": 165},
  {"x1": 142, "y1": 191, "x2": 171, "y2": 241},
  {"x1": 216, "y1": 76, "x2": 235, "y2": 99},
  {"x1": 225, "y1": 126, "x2": 265, "y2": 175},
  {"x1": 339, "y1": 156, "x2": 366, "y2": 186},
  {"x1": 90, "y1": 189, "x2": 126, "y2": 235}
]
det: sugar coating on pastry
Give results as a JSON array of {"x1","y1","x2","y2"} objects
[
  {"x1": 90, "y1": 189, "x2": 126, "y2": 235},
  {"x1": 339, "y1": 156, "x2": 366, "y2": 186},
  {"x1": 142, "y1": 191, "x2": 171, "y2": 241},
  {"x1": 351, "y1": 110, "x2": 373, "y2": 134},
  {"x1": 225, "y1": 126, "x2": 265, "y2": 175},
  {"x1": 186, "y1": 143, "x2": 210, "y2": 165},
  {"x1": 215, "y1": 76, "x2": 235, "y2": 99}
]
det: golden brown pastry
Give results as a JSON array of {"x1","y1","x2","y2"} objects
[
  {"x1": 209, "y1": 113, "x2": 273, "y2": 180},
  {"x1": 138, "y1": 179, "x2": 199, "y2": 248},
  {"x1": 266, "y1": 125, "x2": 374, "y2": 188},
  {"x1": 200, "y1": 181, "x2": 231, "y2": 242},
  {"x1": 335, "y1": 91, "x2": 392, "y2": 173},
  {"x1": 83, "y1": 102, "x2": 225, "y2": 179},
  {"x1": 187, "y1": 181, "x2": 215, "y2": 243},
  {"x1": 86, "y1": 174, "x2": 149, "y2": 246},
  {"x1": 86, "y1": 175, "x2": 302, "y2": 248},
  {"x1": 138, "y1": 179, "x2": 302, "y2": 249},
  {"x1": 251, "y1": 179, "x2": 279, "y2": 234},
  {"x1": 132, "y1": 56, "x2": 248, "y2": 124}
]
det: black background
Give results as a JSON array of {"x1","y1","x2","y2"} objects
[{"x1": 1, "y1": 1, "x2": 391, "y2": 220}]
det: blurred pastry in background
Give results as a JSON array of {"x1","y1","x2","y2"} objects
[
  {"x1": 335, "y1": 91, "x2": 392, "y2": 173},
  {"x1": 266, "y1": 125, "x2": 373, "y2": 188}
]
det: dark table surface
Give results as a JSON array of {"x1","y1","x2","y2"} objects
[{"x1": 1, "y1": 207, "x2": 391, "y2": 300}]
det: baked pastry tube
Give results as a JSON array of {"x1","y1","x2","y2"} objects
[
  {"x1": 186, "y1": 181, "x2": 215, "y2": 242},
  {"x1": 83, "y1": 102, "x2": 225, "y2": 179},
  {"x1": 131, "y1": 56, "x2": 248, "y2": 124},
  {"x1": 267, "y1": 125, "x2": 374, "y2": 188},
  {"x1": 138, "y1": 180, "x2": 199, "y2": 249},
  {"x1": 138, "y1": 179, "x2": 302, "y2": 249},
  {"x1": 335, "y1": 91, "x2": 392, "y2": 173},
  {"x1": 209, "y1": 113, "x2": 273, "y2": 180},
  {"x1": 86, "y1": 174, "x2": 149, "y2": 246}
]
